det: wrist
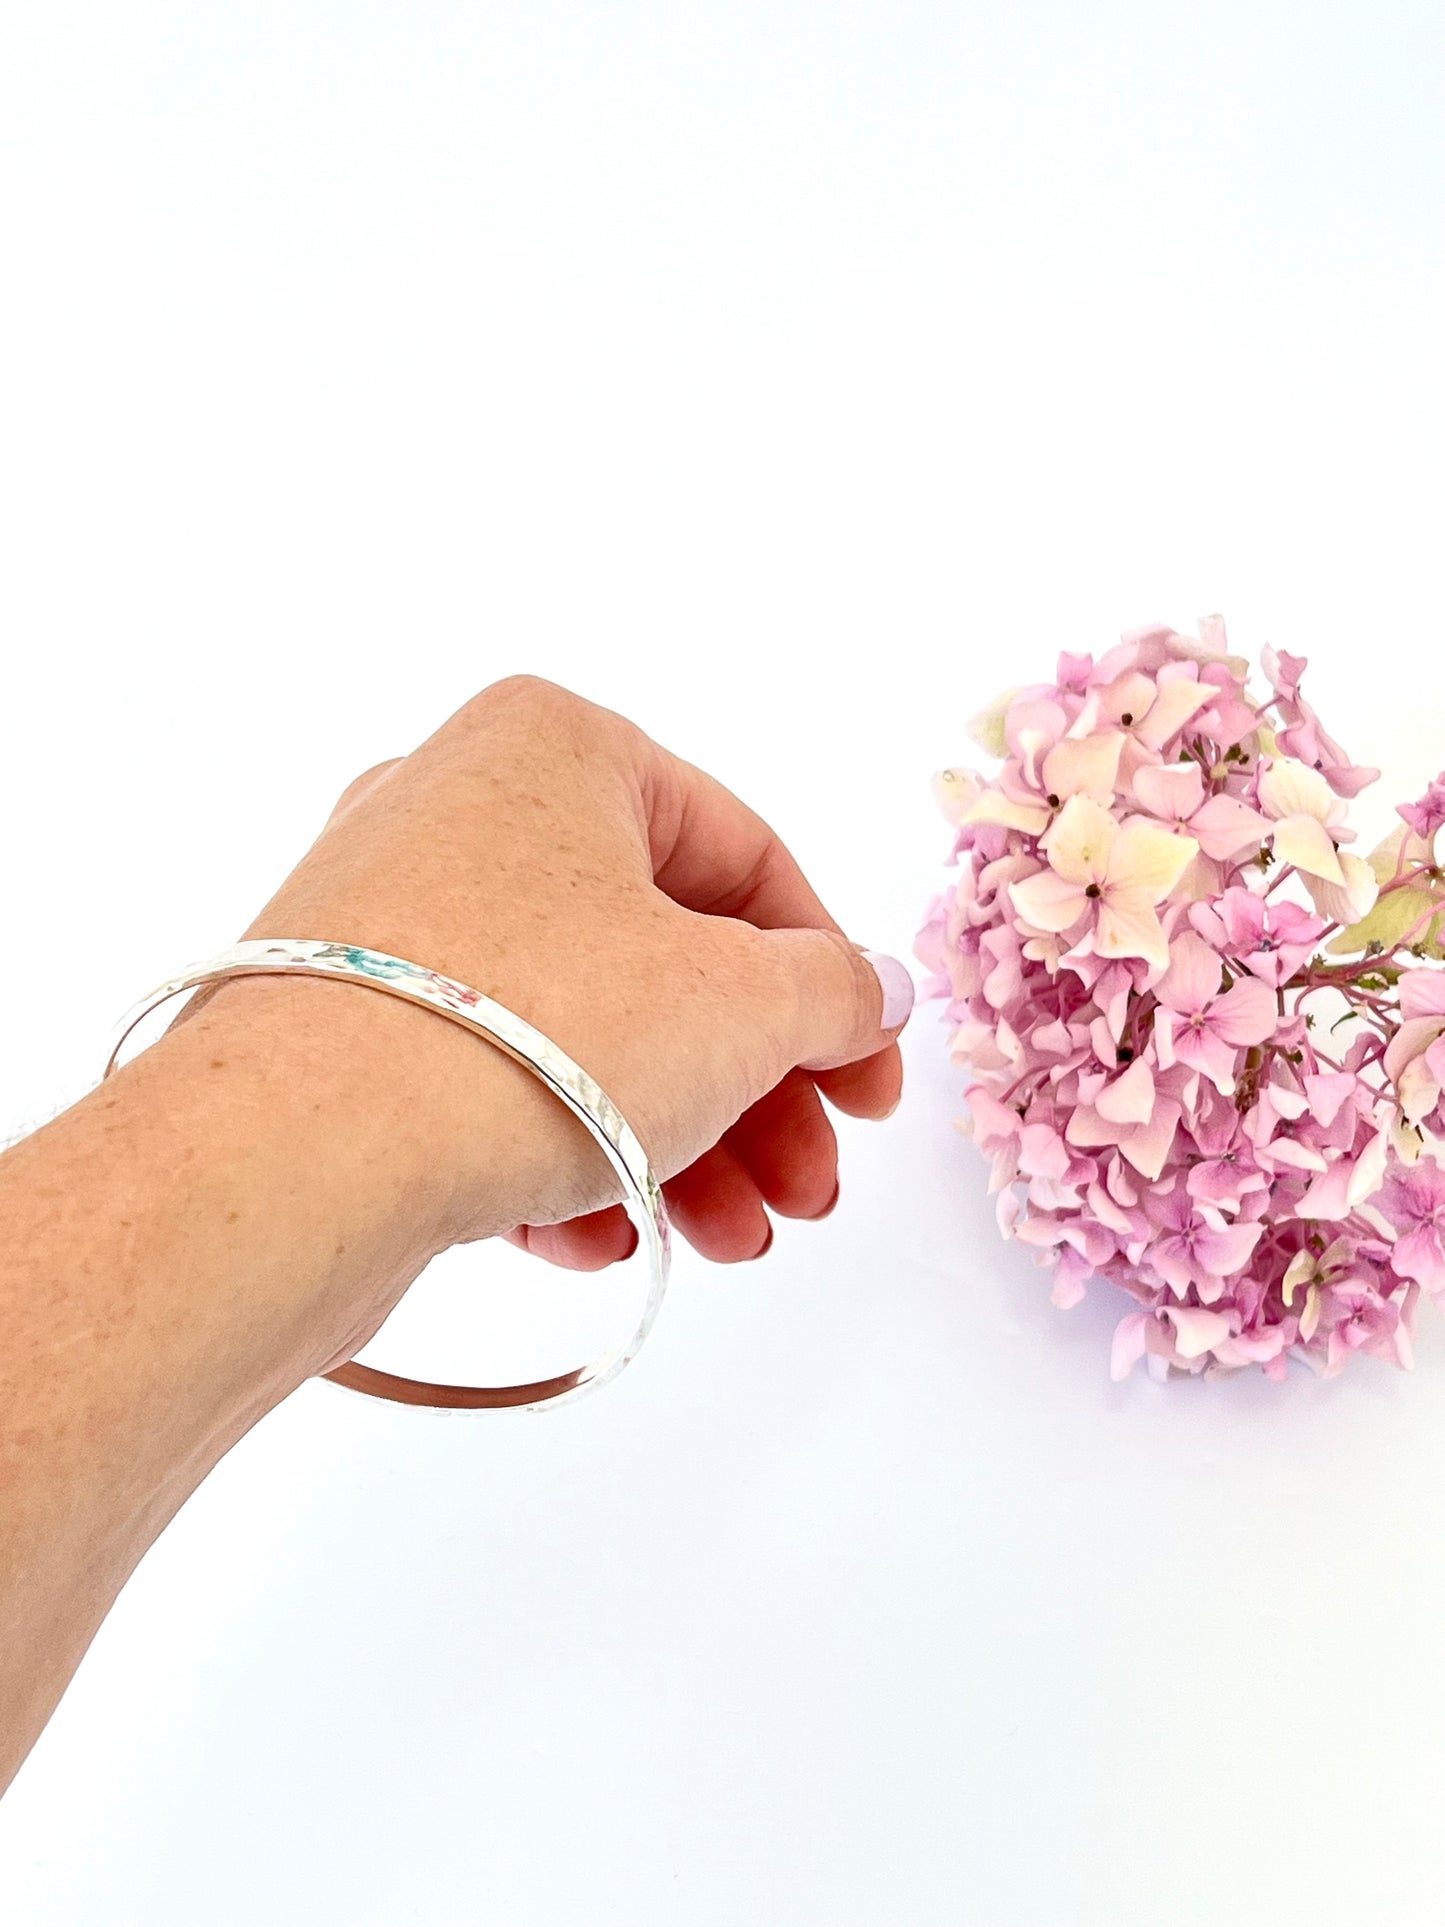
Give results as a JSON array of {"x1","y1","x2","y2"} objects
[{"x1": 167, "y1": 967, "x2": 605, "y2": 1277}]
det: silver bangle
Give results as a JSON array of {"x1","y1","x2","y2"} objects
[{"x1": 101, "y1": 939, "x2": 672, "y2": 1414}]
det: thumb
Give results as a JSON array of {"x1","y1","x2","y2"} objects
[{"x1": 763, "y1": 928, "x2": 916, "y2": 1072}]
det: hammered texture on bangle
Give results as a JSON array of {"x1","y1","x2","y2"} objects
[{"x1": 101, "y1": 939, "x2": 672, "y2": 1414}]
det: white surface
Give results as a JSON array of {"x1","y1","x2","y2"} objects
[{"x1": 4, "y1": 3, "x2": 1445, "y2": 1922}]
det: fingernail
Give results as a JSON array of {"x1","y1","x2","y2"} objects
[{"x1": 863, "y1": 951, "x2": 916, "y2": 1032}]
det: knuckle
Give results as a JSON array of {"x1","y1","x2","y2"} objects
[
  {"x1": 475, "y1": 672, "x2": 577, "y2": 714},
  {"x1": 719, "y1": 922, "x2": 804, "y2": 1076},
  {"x1": 818, "y1": 927, "x2": 874, "y2": 1019},
  {"x1": 464, "y1": 677, "x2": 627, "y2": 761}
]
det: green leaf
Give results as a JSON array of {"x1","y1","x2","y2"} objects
[{"x1": 1328, "y1": 886, "x2": 1442, "y2": 957}]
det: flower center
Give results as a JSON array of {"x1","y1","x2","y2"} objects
[{"x1": 1085, "y1": 883, "x2": 1102, "y2": 899}]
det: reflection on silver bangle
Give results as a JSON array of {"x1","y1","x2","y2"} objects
[{"x1": 101, "y1": 939, "x2": 672, "y2": 1414}]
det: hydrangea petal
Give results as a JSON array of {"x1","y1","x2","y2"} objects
[
  {"x1": 1136, "y1": 678, "x2": 1212, "y2": 750},
  {"x1": 1095, "y1": 1056, "x2": 1156, "y2": 1125},
  {"x1": 1156, "y1": 931, "x2": 1225, "y2": 1014},
  {"x1": 1188, "y1": 794, "x2": 1272, "y2": 862},
  {"x1": 1401, "y1": 970, "x2": 1445, "y2": 1020},
  {"x1": 1009, "y1": 869, "x2": 1088, "y2": 934},
  {"x1": 1259, "y1": 756, "x2": 1336, "y2": 823},
  {"x1": 1384, "y1": 1016, "x2": 1445, "y2": 1090},
  {"x1": 1306, "y1": 851, "x2": 1380, "y2": 927},
  {"x1": 1041, "y1": 732, "x2": 1125, "y2": 805},
  {"x1": 1094, "y1": 894, "x2": 1172, "y2": 970},
  {"x1": 960, "y1": 789, "x2": 1052, "y2": 835},
  {"x1": 1042, "y1": 792, "x2": 1118, "y2": 885},
  {"x1": 1209, "y1": 978, "x2": 1279, "y2": 1047},
  {"x1": 1163, "y1": 1305, "x2": 1233, "y2": 1359},
  {"x1": 1107, "y1": 819, "x2": 1199, "y2": 901},
  {"x1": 1197, "y1": 1220, "x2": 1265, "y2": 1276},
  {"x1": 965, "y1": 689, "x2": 1022, "y2": 758},
  {"x1": 1271, "y1": 812, "x2": 1346, "y2": 885},
  {"x1": 1132, "y1": 762, "x2": 1205, "y2": 820}
]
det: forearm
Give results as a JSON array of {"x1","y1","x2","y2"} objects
[
  {"x1": 0, "y1": 675, "x2": 909, "y2": 1796},
  {"x1": 0, "y1": 976, "x2": 571, "y2": 1791}
]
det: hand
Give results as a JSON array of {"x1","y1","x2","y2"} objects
[
  {"x1": 213, "y1": 674, "x2": 914, "y2": 1282},
  {"x1": 0, "y1": 674, "x2": 916, "y2": 1785}
]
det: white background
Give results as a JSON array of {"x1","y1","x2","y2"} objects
[{"x1": 3, "y1": 3, "x2": 1445, "y2": 1922}]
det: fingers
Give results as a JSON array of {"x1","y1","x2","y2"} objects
[
  {"x1": 505, "y1": 1207, "x2": 637, "y2": 1271},
  {"x1": 509, "y1": 1069, "x2": 846, "y2": 1272},
  {"x1": 662, "y1": 1143, "x2": 773, "y2": 1262},
  {"x1": 504, "y1": 1150, "x2": 775, "y2": 1271},
  {"x1": 720, "y1": 1068, "x2": 839, "y2": 1220},
  {"x1": 813, "y1": 1049, "x2": 904, "y2": 1122}
]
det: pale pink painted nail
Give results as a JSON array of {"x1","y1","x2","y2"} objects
[{"x1": 863, "y1": 951, "x2": 916, "y2": 1031}]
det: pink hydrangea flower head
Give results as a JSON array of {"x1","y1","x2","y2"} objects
[{"x1": 919, "y1": 616, "x2": 1445, "y2": 1381}]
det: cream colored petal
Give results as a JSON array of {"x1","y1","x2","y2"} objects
[
  {"x1": 1271, "y1": 812, "x2": 1346, "y2": 884},
  {"x1": 1021, "y1": 933, "x2": 1068, "y2": 969},
  {"x1": 1041, "y1": 731, "x2": 1125, "y2": 804},
  {"x1": 932, "y1": 768, "x2": 982, "y2": 826},
  {"x1": 1257, "y1": 756, "x2": 1334, "y2": 824},
  {"x1": 1009, "y1": 869, "x2": 1090, "y2": 934},
  {"x1": 1306, "y1": 851, "x2": 1379, "y2": 927},
  {"x1": 1106, "y1": 817, "x2": 1200, "y2": 902},
  {"x1": 958, "y1": 789, "x2": 1053, "y2": 835},
  {"x1": 965, "y1": 689, "x2": 1022, "y2": 759},
  {"x1": 1398, "y1": 1054, "x2": 1444, "y2": 1125},
  {"x1": 1281, "y1": 1250, "x2": 1315, "y2": 1306},
  {"x1": 1299, "y1": 1283, "x2": 1322, "y2": 1343},
  {"x1": 1391, "y1": 1116, "x2": 1427, "y2": 1165},
  {"x1": 1136, "y1": 677, "x2": 1212, "y2": 750},
  {"x1": 1384, "y1": 1015, "x2": 1445, "y2": 1088},
  {"x1": 1040, "y1": 792, "x2": 1117, "y2": 885},
  {"x1": 1173, "y1": 851, "x2": 1224, "y2": 903},
  {"x1": 1347, "y1": 1130, "x2": 1390, "y2": 1208},
  {"x1": 1093, "y1": 891, "x2": 1172, "y2": 970}
]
